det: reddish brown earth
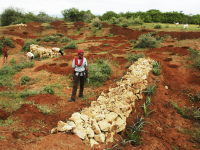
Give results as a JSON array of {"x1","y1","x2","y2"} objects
[{"x1": 0, "y1": 21, "x2": 200, "y2": 150}]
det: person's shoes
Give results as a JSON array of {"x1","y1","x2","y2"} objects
[
  {"x1": 79, "y1": 95, "x2": 84, "y2": 98},
  {"x1": 68, "y1": 99, "x2": 75, "y2": 102}
]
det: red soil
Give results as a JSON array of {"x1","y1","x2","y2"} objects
[{"x1": 26, "y1": 94, "x2": 61, "y2": 105}]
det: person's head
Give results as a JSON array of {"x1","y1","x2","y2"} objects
[
  {"x1": 3, "y1": 45, "x2": 6, "y2": 48},
  {"x1": 78, "y1": 50, "x2": 84, "y2": 59}
]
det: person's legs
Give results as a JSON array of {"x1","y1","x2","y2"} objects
[
  {"x1": 79, "y1": 75, "x2": 85, "y2": 97},
  {"x1": 3, "y1": 56, "x2": 5, "y2": 63},
  {"x1": 70, "y1": 75, "x2": 80, "y2": 101}
]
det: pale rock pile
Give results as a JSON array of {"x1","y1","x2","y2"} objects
[
  {"x1": 16, "y1": 23, "x2": 27, "y2": 26},
  {"x1": 51, "y1": 58, "x2": 154, "y2": 147},
  {"x1": 30, "y1": 44, "x2": 63, "y2": 58}
]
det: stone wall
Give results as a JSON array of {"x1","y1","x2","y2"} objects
[{"x1": 51, "y1": 58, "x2": 154, "y2": 147}]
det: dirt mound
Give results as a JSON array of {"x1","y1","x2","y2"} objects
[
  {"x1": 186, "y1": 74, "x2": 200, "y2": 85},
  {"x1": 34, "y1": 63, "x2": 71, "y2": 75},
  {"x1": 101, "y1": 22, "x2": 113, "y2": 28},
  {"x1": 26, "y1": 22, "x2": 41, "y2": 26},
  {"x1": 168, "y1": 64, "x2": 179, "y2": 68},
  {"x1": 110, "y1": 26, "x2": 151, "y2": 40},
  {"x1": 13, "y1": 104, "x2": 45, "y2": 122},
  {"x1": 157, "y1": 31, "x2": 200, "y2": 40},
  {"x1": 26, "y1": 94, "x2": 61, "y2": 104},
  {"x1": 0, "y1": 109, "x2": 10, "y2": 120},
  {"x1": 74, "y1": 21, "x2": 85, "y2": 27},
  {"x1": 150, "y1": 46, "x2": 188, "y2": 56},
  {"x1": 50, "y1": 21, "x2": 65, "y2": 26},
  {"x1": 60, "y1": 63, "x2": 68, "y2": 67}
]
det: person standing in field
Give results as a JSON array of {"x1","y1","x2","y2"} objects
[
  {"x1": 68, "y1": 50, "x2": 89, "y2": 102},
  {"x1": 2, "y1": 45, "x2": 8, "y2": 63}
]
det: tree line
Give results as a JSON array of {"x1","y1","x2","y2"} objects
[{"x1": 0, "y1": 7, "x2": 200, "y2": 26}]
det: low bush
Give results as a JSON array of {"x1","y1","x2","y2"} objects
[
  {"x1": 91, "y1": 17, "x2": 101, "y2": 27},
  {"x1": 151, "y1": 32, "x2": 156, "y2": 36},
  {"x1": 61, "y1": 36, "x2": 71, "y2": 43},
  {"x1": 63, "y1": 41, "x2": 77, "y2": 49},
  {"x1": 10, "y1": 57, "x2": 16, "y2": 65},
  {"x1": 42, "y1": 86, "x2": 54, "y2": 94},
  {"x1": 18, "y1": 89, "x2": 39, "y2": 98},
  {"x1": 134, "y1": 33, "x2": 157, "y2": 48},
  {"x1": 122, "y1": 23, "x2": 128, "y2": 27},
  {"x1": 154, "y1": 24, "x2": 162, "y2": 29},
  {"x1": 188, "y1": 47, "x2": 199, "y2": 58},
  {"x1": 44, "y1": 24, "x2": 53, "y2": 29},
  {"x1": 132, "y1": 16, "x2": 144, "y2": 25},
  {"x1": 4, "y1": 37, "x2": 15, "y2": 48},
  {"x1": 21, "y1": 40, "x2": 38, "y2": 52},
  {"x1": 195, "y1": 57, "x2": 200, "y2": 69},
  {"x1": 126, "y1": 53, "x2": 145, "y2": 63},
  {"x1": 88, "y1": 59, "x2": 112, "y2": 86},
  {"x1": 20, "y1": 75, "x2": 30, "y2": 85}
]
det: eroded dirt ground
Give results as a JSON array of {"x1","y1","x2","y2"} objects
[{"x1": 0, "y1": 21, "x2": 200, "y2": 150}]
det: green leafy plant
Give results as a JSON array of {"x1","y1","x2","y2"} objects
[
  {"x1": 10, "y1": 57, "x2": 16, "y2": 65},
  {"x1": 134, "y1": 33, "x2": 157, "y2": 48},
  {"x1": 143, "y1": 84, "x2": 156, "y2": 96},
  {"x1": 152, "y1": 61, "x2": 161, "y2": 68},
  {"x1": 126, "y1": 53, "x2": 145, "y2": 63},
  {"x1": 63, "y1": 41, "x2": 77, "y2": 49},
  {"x1": 88, "y1": 59, "x2": 112, "y2": 87},
  {"x1": 44, "y1": 24, "x2": 53, "y2": 29},
  {"x1": 20, "y1": 75, "x2": 30, "y2": 85},
  {"x1": 103, "y1": 44, "x2": 110, "y2": 46},
  {"x1": 42, "y1": 86, "x2": 54, "y2": 94},
  {"x1": 126, "y1": 130, "x2": 142, "y2": 145},
  {"x1": 154, "y1": 24, "x2": 162, "y2": 29},
  {"x1": 61, "y1": 36, "x2": 71, "y2": 43},
  {"x1": 141, "y1": 102, "x2": 156, "y2": 117},
  {"x1": 152, "y1": 68, "x2": 161, "y2": 76}
]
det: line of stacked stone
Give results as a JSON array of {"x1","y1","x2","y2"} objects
[{"x1": 51, "y1": 58, "x2": 154, "y2": 147}]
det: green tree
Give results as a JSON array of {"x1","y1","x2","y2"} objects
[
  {"x1": 101, "y1": 11, "x2": 119, "y2": 20},
  {"x1": 61, "y1": 7, "x2": 80, "y2": 22},
  {"x1": 1, "y1": 7, "x2": 24, "y2": 26}
]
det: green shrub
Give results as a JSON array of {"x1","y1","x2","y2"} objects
[
  {"x1": 42, "y1": 86, "x2": 54, "y2": 94},
  {"x1": 88, "y1": 59, "x2": 112, "y2": 86},
  {"x1": 154, "y1": 24, "x2": 162, "y2": 29},
  {"x1": 122, "y1": 23, "x2": 128, "y2": 27},
  {"x1": 188, "y1": 47, "x2": 199, "y2": 58},
  {"x1": 103, "y1": 44, "x2": 110, "y2": 46},
  {"x1": 152, "y1": 68, "x2": 161, "y2": 76},
  {"x1": 91, "y1": 17, "x2": 101, "y2": 27},
  {"x1": 43, "y1": 35, "x2": 51, "y2": 42},
  {"x1": 34, "y1": 52, "x2": 39, "y2": 59},
  {"x1": 195, "y1": 57, "x2": 200, "y2": 69},
  {"x1": 152, "y1": 61, "x2": 161, "y2": 68},
  {"x1": 110, "y1": 17, "x2": 119, "y2": 24},
  {"x1": 21, "y1": 40, "x2": 38, "y2": 52},
  {"x1": 63, "y1": 41, "x2": 77, "y2": 49},
  {"x1": 36, "y1": 37, "x2": 41, "y2": 41},
  {"x1": 18, "y1": 89, "x2": 39, "y2": 98},
  {"x1": 134, "y1": 33, "x2": 157, "y2": 48},
  {"x1": 4, "y1": 37, "x2": 15, "y2": 48},
  {"x1": 61, "y1": 36, "x2": 71, "y2": 43},
  {"x1": 165, "y1": 24, "x2": 169, "y2": 28},
  {"x1": 155, "y1": 36, "x2": 160, "y2": 41},
  {"x1": 150, "y1": 32, "x2": 156, "y2": 36},
  {"x1": 132, "y1": 16, "x2": 144, "y2": 25},
  {"x1": 10, "y1": 57, "x2": 16, "y2": 65},
  {"x1": 20, "y1": 75, "x2": 30, "y2": 85},
  {"x1": 126, "y1": 53, "x2": 145, "y2": 63},
  {"x1": 44, "y1": 24, "x2": 52, "y2": 29}
]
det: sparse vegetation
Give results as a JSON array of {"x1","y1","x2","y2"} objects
[
  {"x1": 20, "y1": 75, "x2": 30, "y2": 85},
  {"x1": 126, "y1": 52, "x2": 145, "y2": 63}
]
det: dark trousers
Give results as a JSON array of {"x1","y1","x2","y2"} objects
[{"x1": 71, "y1": 75, "x2": 85, "y2": 101}]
